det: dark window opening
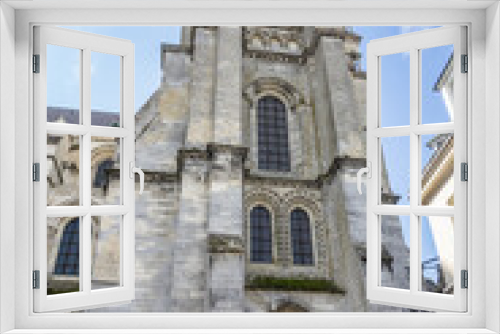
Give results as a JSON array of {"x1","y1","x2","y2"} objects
[
  {"x1": 257, "y1": 96, "x2": 291, "y2": 172},
  {"x1": 291, "y1": 208, "x2": 314, "y2": 265},
  {"x1": 94, "y1": 159, "x2": 114, "y2": 188},
  {"x1": 54, "y1": 218, "x2": 80, "y2": 276},
  {"x1": 250, "y1": 206, "x2": 273, "y2": 263}
]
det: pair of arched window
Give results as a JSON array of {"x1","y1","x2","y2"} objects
[{"x1": 249, "y1": 206, "x2": 314, "y2": 265}]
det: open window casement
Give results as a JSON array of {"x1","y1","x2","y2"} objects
[
  {"x1": 362, "y1": 26, "x2": 467, "y2": 312},
  {"x1": 33, "y1": 26, "x2": 142, "y2": 312}
]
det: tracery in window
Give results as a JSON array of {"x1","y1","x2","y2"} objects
[
  {"x1": 291, "y1": 208, "x2": 314, "y2": 266},
  {"x1": 257, "y1": 96, "x2": 291, "y2": 172},
  {"x1": 250, "y1": 206, "x2": 273, "y2": 263}
]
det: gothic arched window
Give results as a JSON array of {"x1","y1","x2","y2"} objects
[
  {"x1": 291, "y1": 208, "x2": 314, "y2": 265},
  {"x1": 54, "y1": 218, "x2": 80, "y2": 275},
  {"x1": 250, "y1": 206, "x2": 273, "y2": 263},
  {"x1": 257, "y1": 96, "x2": 291, "y2": 172}
]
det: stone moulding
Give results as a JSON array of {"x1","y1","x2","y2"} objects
[
  {"x1": 207, "y1": 143, "x2": 249, "y2": 159},
  {"x1": 318, "y1": 156, "x2": 367, "y2": 184},
  {"x1": 176, "y1": 143, "x2": 249, "y2": 172},
  {"x1": 208, "y1": 234, "x2": 245, "y2": 254}
]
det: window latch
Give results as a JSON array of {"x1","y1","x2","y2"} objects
[
  {"x1": 357, "y1": 161, "x2": 372, "y2": 195},
  {"x1": 129, "y1": 161, "x2": 144, "y2": 195}
]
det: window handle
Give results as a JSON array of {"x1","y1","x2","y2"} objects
[
  {"x1": 357, "y1": 162, "x2": 371, "y2": 195},
  {"x1": 129, "y1": 161, "x2": 144, "y2": 195}
]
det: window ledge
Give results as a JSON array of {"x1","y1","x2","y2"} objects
[{"x1": 4, "y1": 329, "x2": 497, "y2": 334}]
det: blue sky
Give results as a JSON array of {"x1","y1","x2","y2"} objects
[
  {"x1": 50, "y1": 25, "x2": 453, "y2": 284},
  {"x1": 53, "y1": 26, "x2": 181, "y2": 113}
]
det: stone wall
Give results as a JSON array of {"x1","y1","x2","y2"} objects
[
  {"x1": 88, "y1": 175, "x2": 180, "y2": 312},
  {"x1": 245, "y1": 290, "x2": 348, "y2": 312}
]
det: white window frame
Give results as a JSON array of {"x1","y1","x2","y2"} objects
[
  {"x1": 365, "y1": 26, "x2": 467, "y2": 312},
  {"x1": 32, "y1": 26, "x2": 136, "y2": 312},
  {"x1": 1, "y1": 3, "x2": 498, "y2": 333}
]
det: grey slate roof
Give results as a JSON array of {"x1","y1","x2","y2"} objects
[{"x1": 47, "y1": 106, "x2": 120, "y2": 127}]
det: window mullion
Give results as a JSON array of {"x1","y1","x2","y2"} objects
[
  {"x1": 82, "y1": 48, "x2": 91, "y2": 208},
  {"x1": 81, "y1": 48, "x2": 92, "y2": 294},
  {"x1": 82, "y1": 214, "x2": 92, "y2": 293},
  {"x1": 409, "y1": 47, "x2": 420, "y2": 294}
]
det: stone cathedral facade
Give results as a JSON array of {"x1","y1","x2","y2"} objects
[{"x1": 46, "y1": 26, "x2": 411, "y2": 312}]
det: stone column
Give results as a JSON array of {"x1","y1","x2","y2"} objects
[
  {"x1": 213, "y1": 27, "x2": 243, "y2": 146},
  {"x1": 315, "y1": 36, "x2": 368, "y2": 311},
  {"x1": 171, "y1": 27, "x2": 217, "y2": 312},
  {"x1": 171, "y1": 150, "x2": 210, "y2": 312},
  {"x1": 207, "y1": 146, "x2": 246, "y2": 311},
  {"x1": 325, "y1": 159, "x2": 369, "y2": 312},
  {"x1": 316, "y1": 36, "x2": 365, "y2": 159},
  {"x1": 207, "y1": 27, "x2": 246, "y2": 312},
  {"x1": 185, "y1": 27, "x2": 217, "y2": 147}
]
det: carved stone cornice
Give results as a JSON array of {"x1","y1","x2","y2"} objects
[
  {"x1": 242, "y1": 26, "x2": 362, "y2": 67},
  {"x1": 317, "y1": 157, "x2": 367, "y2": 184},
  {"x1": 176, "y1": 147, "x2": 211, "y2": 179},
  {"x1": 107, "y1": 168, "x2": 179, "y2": 182},
  {"x1": 245, "y1": 156, "x2": 367, "y2": 188},
  {"x1": 244, "y1": 172, "x2": 321, "y2": 189},
  {"x1": 178, "y1": 146, "x2": 211, "y2": 161},
  {"x1": 207, "y1": 143, "x2": 249, "y2": 160},
  {"x1": 208, "y1": 234, "x2": 245, "y2": 254},
  {"x1": 381, "y1": 193, "x2": 401, "y2": 205}
]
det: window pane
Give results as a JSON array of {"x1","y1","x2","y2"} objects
[
  {"x1": 47, "y1": 45, "x2": 81, "y2": 124},
  {"x1": 91, "y1": 51, "x2": 121, "y2": 127},
  {"x1": 380, "y1": 215, "x2": 410, "y2": 290},
  {"x1": 47, "y1": 217, "x2": 81, "y2": 295},
  {"x1": 47, "y1": 134, "x2": 80, "y2": 206},
  {"x1": 421, "y1": 133, "x2": 454, "y2": 206},
  {"x1": 380, "y1": 136, "x2": 410, "y2": 205},
  {"x1": 291, "y1": 208, "x2": 314, "y2": 266},
  {"x1": 91, "y1": 137, "x2": 121, "y2": 205},
  {"x1": 380, "y1": 52, "x2": 410, "y2": 127},
  {"x1": 257, "y1": 96, "x2": 291, "y2": 172},
  {"x1": 250, "y1": 206, "x2": 272, "y2": 263},
  {"x1": 421, "y1": 45, "x2": 454, "y2": 124},
  {"x1": 92, "y1": 216, "x2": 121, "y2": 290},
  {"x1": 421, "y1": 216, "x2": 454, "y2": 294}
]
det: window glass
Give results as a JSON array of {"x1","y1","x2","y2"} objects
[
  {"x1": 47, "y1": 134, "x2": 80, "y2": 206},
  {"x1": 47, "y1": 45, "x2": 81, "y2": 124},
  {"x1": 92, "y1": 216, "x2": 121, "y2": 290},
  {"x1": 380, "y1": 52, "x2": 410, "y2": 127},
  {"x1": 48, "y1": 217, "x2": 81, "y2": 295},
  {"x1": 250, "y1": 206, "x2": 273, "y2": 263},
  {"x1": 257, "y1": 96, "x2": 291, "y2": 172},
  {"x1": 291, "y1": 208, "x2": 314, "y2": 266},
  {"x1": 91, "y1": 51, "x2": 121, "y2": 127}
]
